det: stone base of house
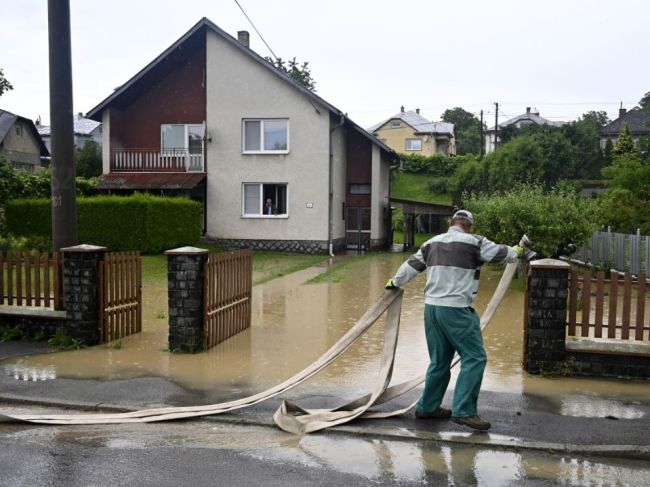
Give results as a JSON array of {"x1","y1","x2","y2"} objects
[{"x1": 204, "y1": 237, "x2": 346, "y2": 255}]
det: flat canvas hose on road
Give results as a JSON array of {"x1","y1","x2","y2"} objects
[{"x1": 0, "y1": 262, "x2": 518, "y2": 434}]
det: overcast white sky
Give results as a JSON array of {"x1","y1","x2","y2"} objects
[{"x1": 1, "y1": 0, "x2": 649, "y2": 128}]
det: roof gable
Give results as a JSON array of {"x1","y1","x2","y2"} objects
[
  {"x1": 86, "y1": 18, "x2": 393, "y2": 156},
  {"x1": 0, "y1": 108, "x2": 49, "y2": 156},
  {"x1": 368, "y1": 110, "x2": 454, "y2": 136},
  {"x1": 600, "y1": 107, "x2": 650, "y2": 136}
]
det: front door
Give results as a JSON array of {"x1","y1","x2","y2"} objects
[{"x1": 346, "y1": 207, "x2": 371, "y2": 251}]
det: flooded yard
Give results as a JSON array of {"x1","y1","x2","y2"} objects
[{"x1": 2, "y1": 253, "x2": 648, "y2": 411}]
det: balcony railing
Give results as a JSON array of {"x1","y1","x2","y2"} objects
[{"x1": 110, "y1": 148, "x2": 204, "y2": 172}]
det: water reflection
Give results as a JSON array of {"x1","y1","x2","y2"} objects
[{"x1": 4, "y1": 364, "x2": 56, "y2": 381}]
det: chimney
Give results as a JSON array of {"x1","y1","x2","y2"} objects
[
  {"x1": 416, "y1": 108, "x2": 420, "y2": 114},
  {"x1": 400, "y1": 105, "x2": 405, "y2": 113},
  {"x1": 526, "y1": 107, "x2": 531, "y2": 114},
  {"x1": 619, "y1": 103, "x2": 627, "y2": 119},
  {"x1": 237, "y1": 30, "x2": 250, "y2": 48},
  {"x1": 78, "y1": 112, "x2": 83, "y2": 118}
]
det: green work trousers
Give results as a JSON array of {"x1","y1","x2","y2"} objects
[{"x1": 417, "y1": 304, "x2": 487, "y2": 417}]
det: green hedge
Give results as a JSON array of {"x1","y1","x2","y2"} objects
[{"x1": 5, "y1": 194, "x2": 201, "y2": 253}]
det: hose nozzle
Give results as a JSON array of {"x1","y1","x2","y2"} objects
[{"x1": 519, "y1": 234, "x2": 538, "y2": 262}]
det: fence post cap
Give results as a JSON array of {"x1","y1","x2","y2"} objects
[
  {"x1": 164, "y1": 246, "x2": 209, "y2": 256},
  {"x1": 60, "y1": 244, "x2": 107, "y2": 253},
  {"x1": 529, "y1": 258, "x2": 570, "y2": 269}
]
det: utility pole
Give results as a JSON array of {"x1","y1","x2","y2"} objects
[
  {"x1": 494, "y1": 102, "x2": 499, "y2": 152},
  {"x1": 478, "y1": 110, "x2": 485, "y2": 159},
  {"x1": 48, "y1": 0, "x2": 78, "y2": 250}
]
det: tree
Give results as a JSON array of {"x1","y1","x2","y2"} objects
[
  {"x1": 612, "y1": 124, "x2": 638, "y2": 160},
  {"x1": 562, "y1": 111, "x2": 609, "y2": 179},
  {"x1": 265, "y1": 56, "x2": 316, "y2": 91},
  {"x1": 640, "y1": 91, "x2": 650, "y2": 112},
  {"x1": 0, "y1": 68, "x2": 13, "y2": 97},
  {"x1": 76, "y1": 140, "x2": 102, "y2": 178},
  {"x1": 440, "y1": 107, "x2": 483, "y2": 155},
  {"x1": 466, "y1": 183, "x2": 600, "y2": 258},
  {"x1": 485, "y1": 136, "x2": 545, "y2": 192},
  {"x1": 532, "y1": 129, "x2": 576, "y2": 183}
]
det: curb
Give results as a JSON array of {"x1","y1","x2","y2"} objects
[{"x1": 2, "y1": 394, "x2": 648, "y2": 460}]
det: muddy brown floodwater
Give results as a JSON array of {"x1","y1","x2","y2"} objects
[{"x1": 3, "y1": 254, "x2": 649, "y2": 415}]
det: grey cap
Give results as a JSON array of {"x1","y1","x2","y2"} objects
[{"x1": 452, "y1": 209, "x2": 474, "y2": 225}]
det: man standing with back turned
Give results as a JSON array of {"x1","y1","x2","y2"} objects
[{"x1": 386, "y1": 210, "x2": 523, "y2": 431}]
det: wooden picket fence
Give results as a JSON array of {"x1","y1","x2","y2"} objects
[
  {"x1": 0, "y1": 251, "x2": 63, "y2": 309},
  {"x1": 98, "y1": 252, "x2": 142, "y2": 343},
  {"x1": 203, "y1": 249, "x2": 252, "y2": 350},
  {"x1": 568, "y1": 269, "x2": 650, "y2": 341}
]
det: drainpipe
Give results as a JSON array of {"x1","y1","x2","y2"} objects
[{"x1": 328, "y1": 113, "x2": 345, "y2": 257}]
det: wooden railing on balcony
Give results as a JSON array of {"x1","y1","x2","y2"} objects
[{"x1": 110, "y1": 148, "x2": 204, "y2": 173}]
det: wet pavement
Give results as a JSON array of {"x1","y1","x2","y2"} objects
[
  {"x1": 2, "y1": 405, "x2": 650, "y2": 486},
  {"x1": 1, "y1": 253, "x2": 650, "y2": 483}
]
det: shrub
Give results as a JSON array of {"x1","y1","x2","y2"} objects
[
  {"x1": 6, "y1": 194, "x2": 201, "y2": 253},
  {"x1": 399, "y1": 153, "x2": 469, "y2": 177},
  {"x1": 465, "y1": 183, "x2": 600, "y2": 258}
]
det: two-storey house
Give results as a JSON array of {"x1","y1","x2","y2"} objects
[{"x1": 88, "y1": 18, "x2": 395, "y2": 254}]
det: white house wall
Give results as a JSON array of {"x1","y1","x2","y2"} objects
[
  {"x1": 370, "y1": 145, "x2": 390, "y2": 242},
  {"x1": 330, "y1": 120, "x2": 347, "y2": 244},
  {"x1": 205, "y1": 30, "x2": 331, "y2": 245}
]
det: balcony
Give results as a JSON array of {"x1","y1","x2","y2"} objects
[{"x1": 110, "y1": 148, "x2": 204, "y2": 173}]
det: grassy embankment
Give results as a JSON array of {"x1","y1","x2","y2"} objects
[{"x1": 390, "y1": 171, "x2": 452, "y2": 246}]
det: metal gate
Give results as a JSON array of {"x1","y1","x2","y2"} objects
[
  {"x1": 345, "y1": 206, "x2": 371, "y2": 251},
  {"x1": 98, "y1": 252, "x2": 142, "y2": 343},
  {"x1": 203, "y1": 249, "x2": 252, "y2": 349}
]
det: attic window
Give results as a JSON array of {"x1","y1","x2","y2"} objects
[
  {"x1": 14, "y1": 125, "x2": 23, "y2": 137},
  {"x1": 391, "y1": 121, "x2": 401, "y2": 128}
]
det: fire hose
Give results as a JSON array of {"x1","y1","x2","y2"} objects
[{"x1": 0, "y1": 260, "x2": 521, "y2": 434}]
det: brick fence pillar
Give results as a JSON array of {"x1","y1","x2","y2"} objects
[
  {"x1": 61, "y1": 244, "x2": 107, "y2": 345},
  {"x1": 526, "y1": 259, "x2": 570, "y2": 374},
  {"x1": 165, "y1": 246, "x2": 208, "y2": 353}
]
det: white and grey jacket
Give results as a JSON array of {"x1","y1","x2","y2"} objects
[{"x1": 391, "y1": 226, "x2": 518, "y2": 307}]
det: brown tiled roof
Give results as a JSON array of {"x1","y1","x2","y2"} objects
[{"x1": 96, "y1": 173, "x2": 206, "y2": 190}]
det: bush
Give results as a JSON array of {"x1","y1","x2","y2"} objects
[
  {"x1": 399, "y1": 153, "x2": 468, "y2": 177},
  {"x1": 465, "y1": 183, "x2": 600, "y2": 258},
  {"x1": 6, "y1": 194, "x2": 201, "y2": 253}
]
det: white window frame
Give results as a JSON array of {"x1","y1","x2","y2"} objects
[
  {"x1": 242, "y1": 119, "x2": 290, "y2": 154},
  {"x1": 241, "y1": 182, "x2": 289, "y2": 218},
  {"x1": 391, "y1": 121, "x2": 401, "y2": 128},
  {"x1": 160, "y1": 123, "x2": 204, "y2": 151},
  {"x1": 405, "y1": 138, "x2": 422, "y2": 151}
]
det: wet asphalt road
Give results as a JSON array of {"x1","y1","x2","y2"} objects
[{"x1": 4, "y1": 411, "x2": 650, "y2": 487}]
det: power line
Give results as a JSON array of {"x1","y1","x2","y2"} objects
[{"x1": 233, "y1": 0, "x2": 278, "y2": 60}]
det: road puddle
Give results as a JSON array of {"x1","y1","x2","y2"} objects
[
  {"x1": 1, "y1": 253, "x2": 648, "y2": 412},
  {"x1": 14, "y1": 421, "x2": 647, "y2": 485}
]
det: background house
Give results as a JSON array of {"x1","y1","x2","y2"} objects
[
  {"x1": 0, "y1": 108, "x2": 49, "y2": 172},
  {"x1": 599, "y1": 106, "x2": 650, "y2": 149},
  {"x1": 87, "y1": 18, "x2": 395, "y2": 254},
  {"x1": 36, "y1": 113, "x2": 102, "y2": 152},
  {"x1": 368, "y1": 107, "x2": 456, "y2": 156},
  {"x1": 484, "y1": 107, "x2": 563, "y2": 154}
]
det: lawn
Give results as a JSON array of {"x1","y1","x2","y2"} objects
[
  {"x1": 142, "y1": 242, "x2": 328, "y2": 286},
  {"x1": 391, "y1": 230, "x2": 436, "y2": 248},
  {"x1": 390, "y1": 171, "x2": 452, "y2": 205}
]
